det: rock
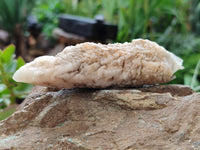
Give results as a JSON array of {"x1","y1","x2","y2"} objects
[
  {"x1": 13, "y1": 39, "x2": 183, "y2": 89},
  {"x1": 0, "y1": 85, "x2": 199, "y2": 149}
]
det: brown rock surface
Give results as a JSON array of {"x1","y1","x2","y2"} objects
[{"x1": 0, "y1": 85, "x2": 200, "y2": 149}]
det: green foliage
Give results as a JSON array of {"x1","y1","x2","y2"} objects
[
  {"x1": 33, "y1": 0, "x2": 191, "y2": 42},
  {"x1": 0, "y1": 106, "x2": 16, "y2": 121},
  {"x1": 158, "y1": 33, "x2": 200, "y2": 56},
  {"x1": 170, "y1": 53, "x2": 200, "y2": 91},
  {"x1": 62, "y1": 0, "x2": 101, "y2": 18},
  {"x1": 184, "y1": 60, "x2": 200, "y2": 91},
  {"x1": 0, "y1": 0, "x2": 35, "y2": 35},
  {"x1": 56, "y1": 0, "x2": 189, "y2": 42},
  {"x1": 0, "y1": 45, "x2": 32, "y2": 109},
  {"x1": 190, "y1": 0, "x2": 200, "y2": 34},
  {"x1": 116, "y1": 0, "x2": 190, "y2": 42},
  {"x1": 32, "y1": 0, "x2": 65, "y2": 38}
]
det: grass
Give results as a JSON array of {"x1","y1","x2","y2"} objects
[{"x1": 192, "y1": 60, "x2": 200, "y2": 91}]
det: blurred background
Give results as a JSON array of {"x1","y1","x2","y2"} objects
[{"x1": 0, "y1": 0, "x2": 200, "y2": 118}]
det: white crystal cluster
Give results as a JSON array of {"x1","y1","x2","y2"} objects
[{"x1": 13, "y1": 39, "x2": 183, "y2": 89}]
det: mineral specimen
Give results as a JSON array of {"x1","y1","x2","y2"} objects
[{"x1": 13, "y1": 39, "x2": 183, "y2": 89}]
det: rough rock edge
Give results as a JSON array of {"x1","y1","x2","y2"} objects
[
  {"x1": 0, "y1": 85, "x2": 194, "y2": 135},
  {"x1": 1, "y1": 85, "x2": 200, "y2": 150}
]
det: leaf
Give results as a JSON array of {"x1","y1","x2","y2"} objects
[
  {"x1": 1, "y1": 45, "x2": 15, "y2": 63},
  {"x1": 191, "y1": 60, "x2": 200, "y2": 88},
  {"x1": 194, "y1": 86, "x2": 200, "y2": 91},
  {"x1": 4, "y1": 60, "x2": 17, "y2": 73},
  {"x1": 0, "y1": 106, "x2": 16, "y2": 121},
  {"x1": 0, "y1": 44, "x2": 31, "y2": 109},
  {"x1": 17, "y1": 57, "x2": 25, "y2": 70},
  {"x1": 0, "y1": 50, "x2": 2, "y2": 58},
  {"x1": 14, "y1": 83, "x2": 33, "y2": 97},
  {"x1": 1, "y1": 97, "x2": 10, "y2": 106},
  {"x1": 0, "y1": 89, "x2": 10, "y2": 98},
  {"x1": 184, "y1": 75, "x2": 192, "y2": 86},
  {"x1": 0, "y1": 84, "x2": 6, "y2": 92}
]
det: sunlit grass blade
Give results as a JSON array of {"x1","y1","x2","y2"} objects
[{"x1": 191, "y1": 60, "x2": 200, "y2": 89}]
